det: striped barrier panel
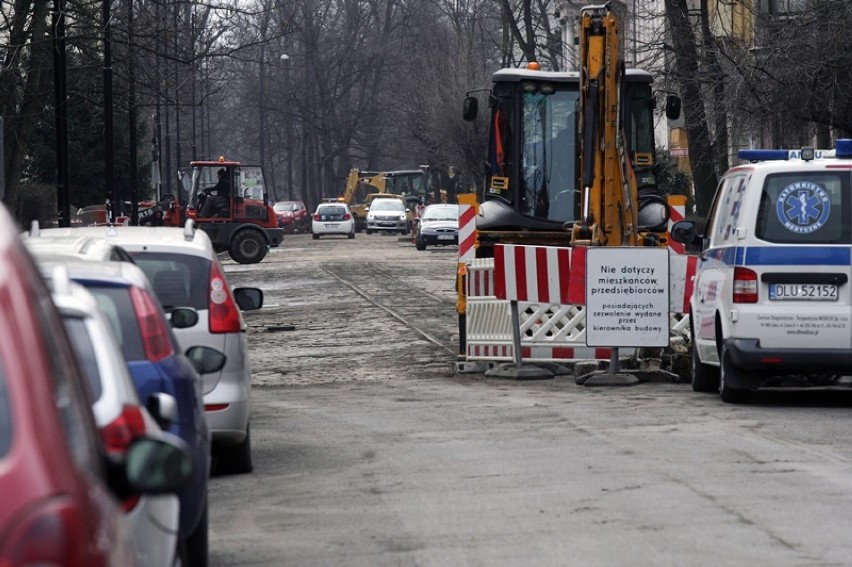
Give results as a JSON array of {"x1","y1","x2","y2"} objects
[
  {"x1": 463, "y1": 244, "x2": 696, "y2": 364},
  {"x1": 667, "y1": 195, "x2": 687, "y2": 255}
]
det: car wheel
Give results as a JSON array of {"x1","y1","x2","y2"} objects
[
  {"x1": 719, "y1": 342, "x2": 750, "y2": 404},
  {"x1": 366, "y1": 229, "x2": 373, "y2": 235},
  {"x1": 312, "y1": 233, "x2": 320, "y2": 240},
  {"x1": 184, "y1": 499, "x2": 208, "y2": 567},
  {"x1": 415, "y1": 238, "x2": 426, "y2": 251},
  {"x1": 348, "y1": 230, "x2": 355, "y2": 239},
  {"x1": 228, "y1": 231, "x2": 267, "y2": 264},
  {"x1": 215, "y1": 425, "x2": 253, "y2": 475},
  {"x1": 689, "y1": 321, "x2": 719, "y2": 393}
]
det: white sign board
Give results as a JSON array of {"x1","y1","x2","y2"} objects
[{"x1": 585, "y1": 247, "x2": 670, "y2": 347}]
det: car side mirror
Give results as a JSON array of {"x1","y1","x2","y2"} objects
[
  {"x1": 120, "y1": 435, "x2": 194, "y2": 496},
  {"x1": 185, "y1": 345, "x2": 227, "y2": 375},
  {"x1": 670, "y1": 220, "x2": 701, "y2": 245},
  {"x1": 170, "y1": 307, "x2": 199, "y2": 329},
  {"x1": 463, "y1": 96, "x2": 478, "y2": 122},
  {"x1": 234, "y1": 287, "x2": 263, "y2": 311}
]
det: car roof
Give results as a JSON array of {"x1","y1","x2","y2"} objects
[
  {"x1": 35, "y1": 223, "x2": 214, "y2": 259},
  {"x1": 22, "y1": 229, "x2": 134, "y2": 262},
  {"x1": 36, "y1": 255, "x2": 152, "y2": 290}
]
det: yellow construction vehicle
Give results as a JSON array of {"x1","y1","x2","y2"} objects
[
  {"x1": 458, "y1": 2, "x2": 680, "y2": 362},
  {"x1": 339, "y1": 167, "x2": 432, "y2": 232}
]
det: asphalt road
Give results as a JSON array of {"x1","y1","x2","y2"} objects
[{"x1": 211, "y1": 232, "x2": 852, "y2": 567}]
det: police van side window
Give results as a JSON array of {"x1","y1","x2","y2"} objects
[{"x1": 755, "y1": 172, "x2": 851, "y2": 244}]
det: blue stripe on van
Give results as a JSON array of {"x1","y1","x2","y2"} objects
[{"x1": 702, "y1": 246, "x2": 851, "y2": 267}]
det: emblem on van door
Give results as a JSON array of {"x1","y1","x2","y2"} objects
[{"x1": 776, "y1": 181, "x2": 831, "y2": 234}]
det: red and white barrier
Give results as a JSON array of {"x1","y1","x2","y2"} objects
[
  {"x1": 493, "y1": 243, "x2": 695, "y2": 313},
  {"x1": 457, "y1": 201, "x2": 477, "y2": 264},
  {"x1": 667, "y1": 195, "x2": 687, "y2": 255}
]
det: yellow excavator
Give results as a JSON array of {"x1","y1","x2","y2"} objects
[
  {"x1": 458, "y1": 2, "x2": 680, "y2": 356},
  {"x1": 338, "y1": 167, "x2": 432, "y2": 232}
]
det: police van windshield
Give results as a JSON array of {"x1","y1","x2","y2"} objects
[{"x1": 756, "y1": 172, "x2": 852, "y2": 244}]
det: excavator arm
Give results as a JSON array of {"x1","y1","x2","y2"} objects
[{"x1": 573, "y1": 2, "x2": 640, "y2": 247}]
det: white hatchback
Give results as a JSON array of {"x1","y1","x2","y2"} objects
[
  {"x1": 35, "y1": 222, "x2": 263, "y2": 474},
  {"x1": 672, "y1": 142, "x2": 852, "y2": 403},
  {"x1": 312, "y1": 202, "x2": 355, "y2": 239}
]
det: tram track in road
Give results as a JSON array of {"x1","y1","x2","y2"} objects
[{"x1": 319, "y1": 261, "x2": 458, "y2": 356}]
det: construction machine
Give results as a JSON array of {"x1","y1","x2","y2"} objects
[
  {"x1": 458, "y1": 2, "x2": 681, "y2": 363},
  {"x1": 339, "y1": 167, "x2": 431, "y2": 232}
]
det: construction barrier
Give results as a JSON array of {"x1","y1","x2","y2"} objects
[{"x1": 462, "y1": 245, "x2": 695, "y2": 365}]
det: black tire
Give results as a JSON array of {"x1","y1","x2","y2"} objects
[
  {"x1": 228, "y1": 231, "x2": 267, "y2": 264},
  {"x1": 348, "y1": 231, "x2": 355, "y2": 239},
  {"x1": 719, "y1": 342, "x2": 750, "y2": 404},
  {"x1": 366, "y1": 229, "x2": 373, "y2": 235},
  {"x1": 689, "y1": 321, "x2": 719, "y2": 393},
  {"x1": 312, "y1": 233, "x2": 320, "y2": 240},
  {"x1": 215, "y1": 425, "x2": 253, "y2": 475},
  {"x1": 415, "y1": 238, "x2": 426, "y2": 251},
  {"x1": 184, "y1": 499, "x2": 208, "y2": 567}
]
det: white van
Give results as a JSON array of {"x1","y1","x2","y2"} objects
[{"x1": 672, "y1": 142, "x2": 852, "y2": 403}]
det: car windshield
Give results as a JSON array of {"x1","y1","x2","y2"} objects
[
  {"x1": 316, "y1": 206, "x2": 347, "y2": 220},
  {"x1": 83, "y1": 285, "x2": 146, "y2": 362},
  {"x1": 371, "y1": 200, "x2": 404, "y2": 212},
  {"x1": 755, "y1": 172, "x2": 852, "y2": 244},
  {"x1": 274, "y1": 203, "x2": 297, "y2": 212},
  {"x1": 62, "y1": 316, "x2": 103, "y2": 401},
  {"x1": 130, "y1": 252, "x2": 211, "y2": 311},
  {"x1": 422, "y1": 206, "x2": 458, "y2": 222}
]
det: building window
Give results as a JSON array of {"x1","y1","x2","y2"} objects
[{"x1": 769, "y1": 0, "x2": 808, "y2": 14}]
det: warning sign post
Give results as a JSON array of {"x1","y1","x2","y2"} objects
[
  {"x1": 585, "y1": 247, "x2": 670, "y2": 347},
  {"x1": 577, "y1": 247, "x2": 671, "y2": 386}
]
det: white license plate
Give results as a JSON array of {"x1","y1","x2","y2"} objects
[
  {"x1": 769, "y1": 283, "x2": 838, "y2": 301},
  {"x1": 324, "y1": 223, "x2": 339, "y2": 228},
  {"x1": 437, "y1": 235, "x2": 454, "y2": 240}
]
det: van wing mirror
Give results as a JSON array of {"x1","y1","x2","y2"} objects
[
  {"x1": 666, "y1": 94, "x2": 682, "y2": 120},
  {"x1": 463, "y1": 96, "x2": 478, "y2": 122}
]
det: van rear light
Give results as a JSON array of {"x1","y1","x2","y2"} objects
[
  {"x1": 733, "y1": 267, "x2": 758, "y2": 303},
  {"x1": 209, "y1": 260, "x2": 242, "y2": 334},
  {"x1": 100, "y1": 404, "x2": 147, "y2": 511},
  {"x1": 2, "y1": 499, "x2": 81, "y2": 566},
  {"x1": 129, "y1": 286, "x2": 174, "y2": 361}
]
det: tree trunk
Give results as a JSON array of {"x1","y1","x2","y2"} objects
[{"x1": 665, "y1": 0, "x2": 718, "y2": 218}]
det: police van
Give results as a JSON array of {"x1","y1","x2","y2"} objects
[{"x1": 671, "y1": 141, "x2": 852, "y2": 403}]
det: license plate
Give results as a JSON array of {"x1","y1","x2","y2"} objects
[
  {"x1": 769, "y1": 283, "x2": 838, "y2": 301},
  {"x1": 324, "y1": 223, "x2": 339, "y2": 228},
  {"x1": 437, "y1": 235, "x2": 454, "y2": 240}
]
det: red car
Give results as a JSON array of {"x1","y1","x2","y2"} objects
[
  {"x1": 273, "y1": 200, "x2": 308, "y2": 232},
  {"x1": 0, "y1": 203, "x2": 191, "y2": 566}
]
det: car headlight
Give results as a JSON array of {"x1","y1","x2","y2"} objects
[{"x1": 399, "y1": 214, "x2": 406, "y2": 221}]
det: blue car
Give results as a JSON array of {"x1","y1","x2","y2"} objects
[{"x1": 34, "y1": 258, "x2": 222, "y2": 566}]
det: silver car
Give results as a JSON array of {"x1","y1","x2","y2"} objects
[
  {"x1": 37, "y1": 222, "x2": 262, "y2": 475},
  {"x1": 48, "y1": 272, "x2": 186, "y2": 567}
]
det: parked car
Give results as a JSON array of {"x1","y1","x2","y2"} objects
[
  {"x1": 50, "y1": 274, "x2": 188, "y2": 567},
  {"x1": 366, "y1": 196, "x2": 409, "y2": 235},
  {"x1": 0, "y1": 203, "x2": 192, "y2": 566},
  {"x1": 671, "y1": 141, "x2": 852, "y2": 403},
  {"x1": 273, "y1": 200, "x2": 308, "y2": 232},
  {"x1": 34, "y1": 222, "x2": 264, "y2": 476},
  {"x1": 312, "y1": 202, "x2": 356, "y2": 239},
  {"x1": 23, "y1": 222, "x2": 135, "y2": 261},
  {"x1": 27, "y1": 253, "x2": 219, "y2": 566},
  {"x1": 414, "y1": 203, "x2": 459, "y2": 250}
]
